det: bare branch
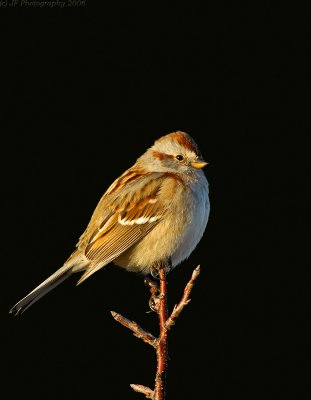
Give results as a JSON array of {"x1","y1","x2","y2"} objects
[
  {"x1": 154, "y1": 268, "x2": 169, "y2": 400},
  {"x1": 165, "y1": 265, "x2": 201, "y2": 331},
  {"x1": 130, "y1": 384, "x2": 154, "y2": 399},
  {"x1": 110, "y1": 311, "x2": 158, "y2": 348},
  {"x1": 111, "y1": 265, "x2": 201, "y2": 399}
]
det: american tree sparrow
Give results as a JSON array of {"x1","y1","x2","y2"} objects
[{"x1": 10, "y1": 131, "x2": 210, "y2": 315}]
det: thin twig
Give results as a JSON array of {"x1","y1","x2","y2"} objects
[
  {"x1": 111, "y1": 311, "x2": 158, "y2": 348},
  {"x1": 154, "y1": 268, "x2": 169, "y2": 400},
  {"x1": 130, "y1": 384, "x2": 154, "y2": 399},
  {"x1": 111, "y1": 265, "x2": 201, "y2": 399},
  {"x1": 165, "y1": 265, "x2": 201, "y2": 331}
]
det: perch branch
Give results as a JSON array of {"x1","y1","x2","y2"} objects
[
  {"x1": 153, "y1": 268, "x2": 168, "y2": 400},
  {"x1": 110, "y1": 311, "x2": 158, "y2": 348},
  {"x1": 165, "y1": 265, "x2": 201, "y2": 330},
  {"x1": 111, "y1": 265, "x2": 201, "y2": 399}
]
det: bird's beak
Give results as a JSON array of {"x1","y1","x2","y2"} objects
[{"x1": 191, "y1": 159, "x2": 208, "y2": 169}]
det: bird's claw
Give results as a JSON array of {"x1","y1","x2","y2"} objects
[
  {"x1": 144, "y1": 276, "x2": 161, "y2": 312},
  {"x1": 144, "y1": 275, "x2": 159, "y2": 288}
]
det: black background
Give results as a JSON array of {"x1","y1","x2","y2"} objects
[{"x1": 1, "y1": 3, "x2": 308, "y2": 400}]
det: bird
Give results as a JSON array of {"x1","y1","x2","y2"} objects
[{"x1": 9, "y1": 131, "x2": 210, "y2": 316}]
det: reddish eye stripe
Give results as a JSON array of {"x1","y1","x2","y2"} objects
[{"x1": 152, "y1": 151, "x2": 173, "y2": 160}]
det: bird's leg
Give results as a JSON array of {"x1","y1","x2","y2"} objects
[
  {"x1": 145, "y1": 275, "x2": 160, "y2": 312},
  {"x1": 151, "y1": 258, "x2": 172, "y2": 278},
  {"x1": 146, "y1": 259, "x2": 172, "y2": 312},
  {"x1": 151, "y1": 266, "x2": 160, "y2": 280},
  {"x1": 144, "y1": 275, "x2": 160, "y2": 291},
  {"x1": 164, "y1": 258, "x2": 172, "y2": 274}
]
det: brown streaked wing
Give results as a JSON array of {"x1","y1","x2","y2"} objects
[
  {"x1": 77, "y1": 174, "x2": 169, "y2": 284},
  {"x1": 76, "y1": 168, "x2": 152, "y2": 249},
  {"x1": 77, "y1": 219, "x2": 158, "y2": 285}
]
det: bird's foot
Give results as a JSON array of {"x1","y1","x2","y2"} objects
[
  {"x1": 144, "y1": 275, "x2": 160, "y2": 312},
  {"x1": 150, "y1": 259, "x2": 172, "y2": 279},
  {"x1": 144, "y1": 275, "x2": 160, "y2": 291}
]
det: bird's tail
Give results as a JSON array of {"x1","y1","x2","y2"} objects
[{"x1": 9, "y1": 263, "x2": 75, "y2": 316}]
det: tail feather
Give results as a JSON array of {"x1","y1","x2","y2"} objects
[{"x1": 9, "y1": 263, "x2": 74, "y2": 316}]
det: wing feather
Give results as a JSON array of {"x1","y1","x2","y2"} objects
[{"x1": 77, "y1": 173, "x2": 172, "y2": 284}]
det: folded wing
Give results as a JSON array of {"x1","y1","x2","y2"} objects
[{"x1": 77, "y1": 173, "x2": 169, "y2": 284}]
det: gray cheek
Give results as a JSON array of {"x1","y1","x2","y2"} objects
[{"x1": 163, "y1": 158, "x2": 178, "y2": 170}]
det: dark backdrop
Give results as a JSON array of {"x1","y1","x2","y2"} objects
[{"x1": 1, "y1": 3, "x2": 307, "y2": 400}]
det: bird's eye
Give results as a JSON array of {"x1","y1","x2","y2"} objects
[{"x1": 175, "y1": 154, "x2": 184, "y2": 161}]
